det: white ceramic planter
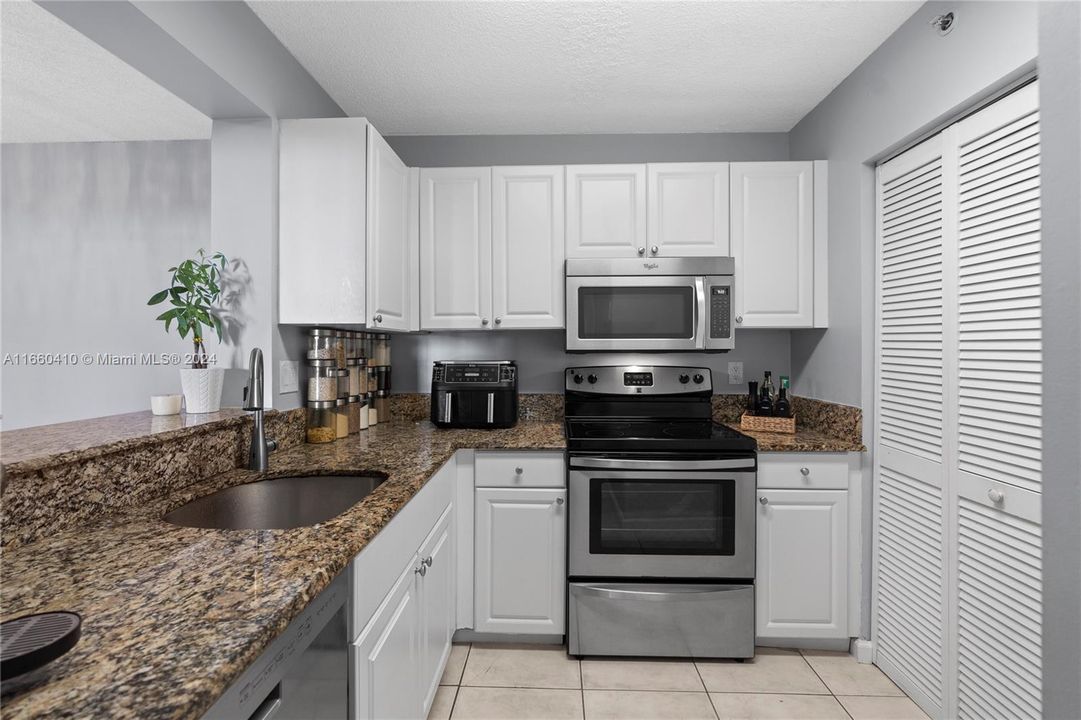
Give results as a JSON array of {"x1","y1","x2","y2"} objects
[{"x1": 179, "y1": 367, "x2": 225, "y2": 414}]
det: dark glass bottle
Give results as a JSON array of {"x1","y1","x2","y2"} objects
[
  {"x1": 775, "y1": 387, "x2": 791, "y2": 418},
  {"x1": 756, "y1": 386, "x2": 774, "y2": 416},
  {"x1": 763, "y1": 371, "x2": 776, "y2": 403},
  {"x1": 747, "y1": 381, "x2": 759, "y2": 415}
]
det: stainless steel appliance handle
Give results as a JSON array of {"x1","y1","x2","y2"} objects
[
  {"x1": 570, "y1": 457, "x2": 755, "y2": 471},
  {"x1": 487, "y1": 392, "x2": 494, "y2": 423},
  {"x1": 574, "y1": 583, "x2": 747, "y2": 602},
  {"x1": 443, "y1": 392, "x2": 452, "y2": 424},
  {"x1": 694, "y1": 276, "x2": 706, "y2": 350}
]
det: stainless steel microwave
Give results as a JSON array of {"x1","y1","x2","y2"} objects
[{"x1": 565, "y1": 257, "x2": 735, "y2": 352}]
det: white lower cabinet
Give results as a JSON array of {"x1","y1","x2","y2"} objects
[
  {"x1": 418, "y1": 507, "x2": 455, "y2": 713},
  {"x1": 756, "y1": 489, "x2": 848, "y2": 639},
  {"x1": 474, "y1": 487, "x2": 566, "y2": 634}
]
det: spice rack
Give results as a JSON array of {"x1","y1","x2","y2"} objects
[{"x1": 305, "y1": 328, "x2": 392, "y2": 443}]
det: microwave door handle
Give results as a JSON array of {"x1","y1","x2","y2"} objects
[{"x1": 694, "y1": 277, "x2": 707, "y2": 350}]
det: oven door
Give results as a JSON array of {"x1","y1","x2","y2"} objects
[
  {"x1": 568, "y1": 456, "x2": 756, "y2": 579},
  {"x1": 566, "y1": 276, "x2": 703, "y2": 352}
]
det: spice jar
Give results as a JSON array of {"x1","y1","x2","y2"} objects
[
  {"x1": 306, "y1": 400, "x2": 336, "y2": 443},
  {"x1": 375, "y1": 390, "x2": 389, "y2": 421},
  {"x1": 307, "y1": 328, "x2": 336, "y2": 360},
  {"x1": 335, "y1": 398, "x2": 349, "y2": 439},
  {"x1": 307, "y1": 359, "x2": 338, "y2": 401},
  {"x1": 359, "y1": 395, "x2": 370, "y2": 430},
  {"x1": 334, "y1": 333, "x2": 347, "y2": 367},
  {"x1": 376, "y1": 366, "x2": 389, "y2": 394},
  {"x1": 367, "y1": 391, "x2": 378, "y2": 426},
  {"x1": 343, "y1": 331, "x2": 358, "y2": 360},
  {"x1": 373, "y1": 334, "x2": 390, "y2": 366},
  {"x1": 347, "y1": 395, "x2": 361, "y2": 434},
  {"x1": 347, "y1": 358, "x2": 364, "y2": 396},
  {"x1": 359, "y1": 332, "x2": 372, "y2": 360},
  {"x1": 336, "y1": 367, "x2": 350, "y2": 399}
]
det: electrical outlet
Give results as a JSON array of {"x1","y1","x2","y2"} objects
[
  {"x1": 279, "y1": 360, "x2": 299, "y2": 394},
  {"x1": 728, "y1": 362, "x2": 744, "y2": 385}
]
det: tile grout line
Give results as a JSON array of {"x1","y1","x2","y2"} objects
[
  {"x1": 579, "y1": 655, "x2": 585, "y2": 720},
  {"x1": 691, "y1": 658, "x2": 721, "y2": 720},
  {"x1": 445, "y1": 643, "x2": 471, "y2": 720},
  {"x1": 798, "y1": 649, "x2": 856, "y2": 720}
]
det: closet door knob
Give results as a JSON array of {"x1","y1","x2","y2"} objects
[{"x1": 987, "y1": 488, "x2": 1005, "y2": 504}]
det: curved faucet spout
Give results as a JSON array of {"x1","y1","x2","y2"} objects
[{"x1": 244, "y1": 347, "x2": 276, "y2": 471}]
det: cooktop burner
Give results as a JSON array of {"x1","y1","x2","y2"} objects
[{"x1": 564, "y1": 418, "x2": 756, "y2": 453}]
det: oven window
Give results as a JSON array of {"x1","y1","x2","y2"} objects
[
  {"x1": 589, "y1": 478, "x2": 736, "y2": 555},
  {"x1": 578, "y1": 286, "x2": 694, "y2": 339}
]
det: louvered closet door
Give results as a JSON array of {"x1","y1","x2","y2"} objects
[
  {"x1": 873, "y1": 135, "x2": 948, "y2": 718},
  {"x1": 951, "y1": 81, "x2": 1042, "y2": 720}
]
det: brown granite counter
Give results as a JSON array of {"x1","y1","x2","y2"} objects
[
  {"x1": 0, "y1": 420, "x2": 564, "y2": 720},
  {"x1": 726, "y1": 424, "x2": 866, "y2": 452}
]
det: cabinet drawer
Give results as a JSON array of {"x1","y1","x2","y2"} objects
[
  {"x1": 758, "y1": 454, "x2": 851, "y2": 490},
  {"x1": 475, "y1": 451, "x2": 565, "y2": 488}
]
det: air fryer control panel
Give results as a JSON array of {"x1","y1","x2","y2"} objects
[{"x1": 710, "y1": 286, "x2": 732, "y2": 339}]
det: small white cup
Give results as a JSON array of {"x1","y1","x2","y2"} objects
[{"x1": 151, "y1": 394, "x2": 183, "y2": 416}]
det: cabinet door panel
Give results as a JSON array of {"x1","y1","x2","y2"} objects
[
  {"x1": 492, "y1": 166, "x2": 565, "y2": 328},
  {"x1": 419, "y1": 504, "x2": 455, "y2": 717},
  {"x1": 420, "y1": 168, "x2": 492, "y2": 329},
  {"x1": 566, "y1": 165, "x2": 646, "y2": 258},
  {"x1": 474, "y1": 488, "x2": 566, "y2": 634},
  {"x1": 756, "y1": 489, "x2": 847, "y2": 638},
  {"x1": 730, "y1": 162, "x2": 814, "y2": 327},
  {"x1": 647, "y1": 163, "x2": 730, "y2": 256},
  {"x1": 352, "y1": 558, "x2": 420, "y2": 720},
  {"x1": 366, "y1": 126, "x2": 411, "y2": 331}
]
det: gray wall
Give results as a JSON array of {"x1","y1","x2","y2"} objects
[
  {"x1": 786, "y1": 1, "x2": 1039, "y2": 642},
  {"x1": 0, "y1": 140, "x2": 210, "y2": 429},
  {"x1": 387, "y1": 132, "x2": 788, "y2": 167},
  {"x1": 391, "y1": 329, "x2": 791, "y2": 395},
  {"x1": 1038, "y1": 2, "x2": 1081, "y2": 717}
]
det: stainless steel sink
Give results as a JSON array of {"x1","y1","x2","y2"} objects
[{"x1": 163, "y1": 475, "x2": 386, "y2": 530}]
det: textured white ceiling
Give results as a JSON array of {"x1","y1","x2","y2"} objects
[
  {"x1": 249, "y1": 0, "x2": 920, "y2": 135},
  {"x1": 0, "y1": 1, "x2": 211, "y2": 144}
]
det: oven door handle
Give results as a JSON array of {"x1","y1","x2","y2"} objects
[
  {"x1": 573, "y1": 583, "x2": 748, "y2": 602},
  {"x1": 569, "y1": 457, "x2": 755, "y2": 471}
]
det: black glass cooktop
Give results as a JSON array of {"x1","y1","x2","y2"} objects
[{"x1": 565, "y1": 418, "x2": 756, "y2": 453}]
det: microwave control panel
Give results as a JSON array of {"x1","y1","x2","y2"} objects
[{"x1": 709, "y1": 286, "x2": 732, "y2": 338}]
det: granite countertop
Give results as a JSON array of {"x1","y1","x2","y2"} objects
[
  {"x1": 730, "y1": 424, "x2": 866, "y2": 453},
  {"x1": 0, "y1": 420, "x2": 564, "y2": 720}
]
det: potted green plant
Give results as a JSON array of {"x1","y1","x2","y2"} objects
[{"x1": 148, "y1": 249, "x2": 228, "y2": 413}]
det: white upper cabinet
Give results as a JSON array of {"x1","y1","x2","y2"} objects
[
  {"x1": 279, "y1": 118, "x2": 417, "y2": 330},
  {"x1": 279, "y1": 118, "x2": 368, "y2": 325},
  {"x1": 366, "y1": 126, "x2": 413, "y2": 332},
  {"x1": 566, "y1": 164, "x2": 647, "y2": 258},
  {"x1": 730, "y1": 161, "x2": 825, "y2": 328},
  {"x1": 647, "y1": 163, "x2": 730, "y2": 256},
  {"x1": 492, "y1": 166, "x2": 565, "y2": 329},
  {"x1": 419, "y1": 167, "x2": 493, "y2": 330}
]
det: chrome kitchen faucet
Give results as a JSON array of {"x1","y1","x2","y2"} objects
[{"x1": 244, "y1": 347, "x2": 277, "y2": 472}]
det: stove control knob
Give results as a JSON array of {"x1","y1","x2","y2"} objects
[
  {"x1": 587, "y1": 374, "x2": 598, "y2": 384},
  {"x1": 573, "y1": 374, "x2": 584, "y2": 384},
  {"x1": 693, "y1": 373, "x2": 705, "y2": 384},
  {"x1": 679, "y1": 374, "x2": 690, "y2": 384}
]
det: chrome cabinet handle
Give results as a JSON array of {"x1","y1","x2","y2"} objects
[
  {"x1": 494, "y1": 317, "x2": 502, "y2": 325},
  {"x1": 415, "y1": 564, "x2": 427, "y2": 576},
  {"x1": 515, "y1": 466, "x2": 524, "y2": 475},
  {"x1": 555, "y1": 497, "x2": 564, "y2": 506},
  {"x1": 373, "y1": 314, "x2": 383, "y2": 323},
  {"x1": 422, "y1": 556, "x2": 433, "y2": 567},
  {"x1": 650, "y1": 245, "x2": 659, "y2": 255},
  {"x1": 736, "y1": 315, "x2": 744, "y2": 324},
  {"x1": 988, "y1": 488, "x2": 1005, "y2": 504},
  {"x1": 759, "y1": 496, "x2": 769, "y2": 505},
  {"x1": 481, "y1": 318, "x2": 489, "y2": 326},
  {"x1": 637, "y1": 247, "x2": 646, "y2": 255},
  {"x1": 800, "y1": 467, "x2": 810, "y2": 476}
]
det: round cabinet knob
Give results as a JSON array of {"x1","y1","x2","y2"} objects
[
  {"x1": 423, "y1": 556, "x2": 433, "y2": 567},
  {"x1": 637, "y1": 247, "x2": 646, "y2": 256},
  {"x1": 415, "y1": 565, "x2": 427, "y2": 577},
  {"x1": 481, "y1": 318, "x2": 489, "y2": 326},
  {"x1": 555, "y1": 497, "x2": 565, "y2": 506},
  {"x1": 800, "y1": 467, "x2": 810, "y2": 477},
  {"x1": 650, "y1": 246, "x2": 659, "y2": 255},
  {"x1": 759, "y1": 497, "x2": 769, "y2": 505},
  {"x1": 373, "y1": 314, "x2": 383, "y2": 324},
  {"x1": 587, "y1": 374, "x2": 599, "y2": 384},
  {"x1": 693, "y1": 373, "x2": 705, "y2": 384},
  {"x1": 736, "y1": 315, "x2": 744, "y2": 324},
  {"x1": 988, "y1": 488, "x2": 1005, "y2": 504},
  {"x1": 515, "y1": 466, "x2": 524, "y2": 475},
  {"x1": 494, "y1": 317, "x2": 502, "y2": 325},
  {"x1": 573, "y1": 374, "x2": 584, "y2": 384},
  {"x1": 679, "y1": 374, "x2": 690, "y2": 384}
]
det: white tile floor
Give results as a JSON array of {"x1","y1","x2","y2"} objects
[{"x1": 429, "y1": 645, "x2": 929, "y2": 720}]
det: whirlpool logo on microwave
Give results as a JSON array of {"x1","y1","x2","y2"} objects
[{"x1": 642, "y1": 262, "x2": 659, "y2": 270}]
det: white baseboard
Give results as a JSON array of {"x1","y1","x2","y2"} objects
[{"x1": 851, "y1": 638, "x2": 874, "y2": 664}]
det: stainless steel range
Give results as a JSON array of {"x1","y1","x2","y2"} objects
[{"x1": 564, "y1": 365, "x2": 757, "y2": 659}]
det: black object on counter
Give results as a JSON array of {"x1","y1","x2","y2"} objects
[
  {"x1": 775, "y1": 387, "x2": 792, "y2": 418},
  {"x1": 1, "y1": 611, "x2": 81, "y2": 680},
  {"x1": 431, "y1": 361, "x2": 518, "y2": 429},
  {"x1": 747, "y1": 381, "x2": 759, "y2": 415},
  {"x1": 756, "y1": 386, "x2": 774, "y2": 417}
]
